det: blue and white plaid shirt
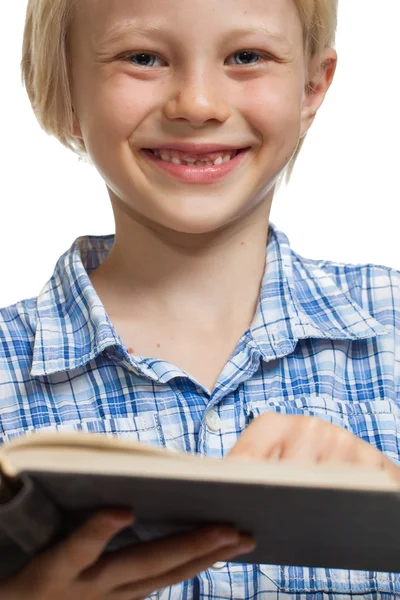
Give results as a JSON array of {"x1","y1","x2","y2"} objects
[{"x1": 1, "y1": 221, "x2": 399, "y2": 599}]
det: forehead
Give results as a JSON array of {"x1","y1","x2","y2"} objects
[{"x1": 73, "y1": 0, "x2": 302, "y2": 49}]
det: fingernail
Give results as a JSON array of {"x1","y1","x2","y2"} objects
[
  {"x1": 212, "y1": 529, "x2": 240, "y2": 547},
  {"x1": 237, "y1": 540, "x2": 257, "y2": 554},
  {"x1": 104, "y1": 511, "x2": 134, "y2": 527},
  {"x1": 219, "y1": 534, "x2": 241, "y2": 547},
  {"x1": 225, "y1": 534, "x2": 256, "y2": 553}
]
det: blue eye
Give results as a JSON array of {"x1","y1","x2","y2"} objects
[
  {"x1": 127, "y1": 53, "x2": 163, "y2": 67},
  {"x1": 121, "y1": 49, "x2": 269, "y2": 68},
  {"x1": 228, "y1": 50, "x2": 266, "y2": 66}
]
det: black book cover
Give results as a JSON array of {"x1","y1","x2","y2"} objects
[{"x1": 1, "y1": 468, "x2": 400, "y2": 580}]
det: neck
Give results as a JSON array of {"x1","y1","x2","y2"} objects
[{"x1": 90, "y1": 195, "x2": 273, "y2": 329}]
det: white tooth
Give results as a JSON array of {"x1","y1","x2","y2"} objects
[
  {"x1": 153, "y1": 151, "x2": 161, "y2": 158},
  {"x1": 183, "y1": 156, "x2": 197, "y2": 163},
  {"x1": 213, "y1": 156, "x2": 224, "y2": 165},
  {"x1": 171, "y1": 157, "x2": 182, "y2": 165},
  {"x1": 160, "y1": 153, "x2": 171, "y2": 162},
  {"x1": 222, "y1": 154, "x2": 231, "y2": 163}
]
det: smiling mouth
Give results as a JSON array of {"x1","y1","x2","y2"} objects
[{"x1": 142, "y1": 148, "x2": 249, "y2": 167}]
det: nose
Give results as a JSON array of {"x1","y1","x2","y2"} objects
[{"x1": 162, "y1": 68, "x2": 231, "y2": 127}]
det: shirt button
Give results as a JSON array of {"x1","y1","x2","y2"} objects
[
  {"x1": 212, "y1": 561, "x2": 227, "y2": 569},
  {"x1": 205, "y1": 410, "x2": 222, "y2": 432}
]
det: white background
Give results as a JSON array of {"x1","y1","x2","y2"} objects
[{"x1": 1, "y1": 1, "x2": 399, "y2": 308}]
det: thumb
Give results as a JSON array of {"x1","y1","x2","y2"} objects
[{"x1": 53, "y1": 509, "x2": 135, "y2": 579}]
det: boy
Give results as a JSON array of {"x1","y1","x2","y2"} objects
[{"x1": 1, "y1": 0, "x2": 399, "y2": 598}]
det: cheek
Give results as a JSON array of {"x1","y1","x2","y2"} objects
[
  {"x1": 240, "y1": 79, "x2": 303, "y2": 140},
  {"x1": 82, "y1": 76, "x2": 151, "y2": 142}
]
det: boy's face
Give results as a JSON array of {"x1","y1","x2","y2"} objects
[{"x1": 70, "y1": 0, "x2": 335, "y2": 235}]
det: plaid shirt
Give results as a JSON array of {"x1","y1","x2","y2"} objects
[{"x1": 1, "y1": 221, "x2": 399, "y2": 599}]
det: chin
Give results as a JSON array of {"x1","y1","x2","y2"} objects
[
  {"x1": 160, "y1": 218, "x2": 231, "y2": 236},
  {"x1": 153, "y1": 205, "x2": 243, "y2": 235}
]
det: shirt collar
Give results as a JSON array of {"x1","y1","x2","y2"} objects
[
  {"x1": 31, "y1": 234, "x2": 120, "y2": 377},
  {"x1": 249, "y1": 224, "x2": 390, "y2": 360},
  {"x1": 30, "y1": 223, "x2": 390, "y2": 377}
]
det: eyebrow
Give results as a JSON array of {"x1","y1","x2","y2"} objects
[
  {"x1": 224, "y1": 25, "x2": 290, "y2": 47},
  {"x1": 98, "y1": 22, "x2": 291, "y2": 49},
  {"x1": 98, "y1": 22, "x2": 164, "y2": 46}
]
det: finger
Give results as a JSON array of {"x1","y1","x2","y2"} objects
[
  {"x1": 382, "y1": 455, "x2": 400, "y2": 483},
  {"x1": 353, "y1": 438, "x2": 388, "y2": 469},
  {"x1": 85, "y1": 524, "x2": 241, "y2": 591},
  {"x1": 49, "y1": 509, "x2": 135, "y2": 580},
  {"x1": 279, "y1": 417, "x2": 325, "y2": 462},
  {"x1": 227, "y1": 413, "x2": 292, "y2": 460},
  {"x1": 114, "y1": 535, "x2": 256, "y2": 600},
  {"x1": 320, "y1": 429, "x2": 383, "y2": 467},
  {"x1": 318, "y1": 428, "x2": 360, "y2": 463}
]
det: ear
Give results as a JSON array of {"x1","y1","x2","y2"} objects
[{"x1": 300, "y1": 48, "x2": 337, "y2": 138}]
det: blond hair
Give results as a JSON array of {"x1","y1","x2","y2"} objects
[{"x1": 21, "y1": 0, "x2": 338, "y2": 182}]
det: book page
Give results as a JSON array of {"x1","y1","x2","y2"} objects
[{"x1": 2, "y1": 441, "x2": 399, "y2": 492}]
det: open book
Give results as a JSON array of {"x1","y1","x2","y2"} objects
[{"x1": 0, "y1": 431, "x2": 400, "y2": 579}]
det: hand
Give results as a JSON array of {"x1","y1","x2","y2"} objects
[
  {"x1": 228, "y1": 413, "x2": 400, "y2": 482},
  {"x1": 0, "y1": 510, "x2": 255, "y2": 600}
]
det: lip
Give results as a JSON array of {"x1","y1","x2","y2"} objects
[
  {"x1": 140, "y1": 147, "x2": 251, "y2": 184},
  {"x1": 143, "y1": 143, "x2": 249, "y2": 154}
]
